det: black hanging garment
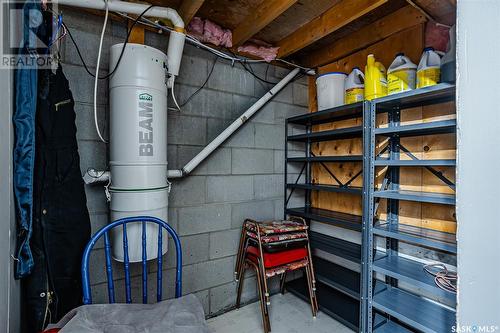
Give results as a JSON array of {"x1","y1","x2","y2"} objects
[{"x1": 23, "y1": 65, "x2": 91, "y2": 332}]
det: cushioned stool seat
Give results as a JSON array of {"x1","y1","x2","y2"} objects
[{"x1": 246, "y1": 246, "x2": 308, "y2": 268}]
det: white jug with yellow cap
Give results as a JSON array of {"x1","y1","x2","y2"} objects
[
  {"x1": 387, "y1": 53, "x2": 417, "y2": 95},
  {"x1": 345, "y1": 67, "x2": 365, "y2": 104},
  {"x1": 417, "y1": 47, "x2": 441, "y2": 88}
]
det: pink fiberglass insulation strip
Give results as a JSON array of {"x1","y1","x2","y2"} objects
[{"x1": 187, "y1": 17, "x2": 233, "y2": 48}]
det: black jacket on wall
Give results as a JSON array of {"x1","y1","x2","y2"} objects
[{"x1": 23, "y1": 65, "x2": 91, "y2": 332}]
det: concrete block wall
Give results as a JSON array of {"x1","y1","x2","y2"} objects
[{"x1": 61, "y1": 9, "x2": 308, "y2": 316}]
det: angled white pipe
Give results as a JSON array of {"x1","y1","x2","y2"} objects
[
  {"x1": 56, "y1": 0, "x2": 184, "y2": 28},
  {"x1": 56, "y1": 0, "x2": 186, "y2": 76},
  {"x1": 167, "y1": 68, "x2": 301, "y2": 178}
]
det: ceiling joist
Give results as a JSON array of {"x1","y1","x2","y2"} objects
[
  {"x1": 231, "y1": 0, "x2": 298, "y2": 47},
  {"x1": 276, "y1": 0, "x2": 388, "y2": 58},
  {"x1": 303, "y1": 5, "x2": 426, "y2": 68},
  {"x1": 178, "y1": 0, "x2": 206, "y2": 25}
]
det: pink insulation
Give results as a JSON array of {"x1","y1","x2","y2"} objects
[
  {"x1": 237, "y1": 39, "x2": 280, "y2": 62},
  {"x1": 425, "y1": 22, "x2": 450, "y2": 52},
  {"x1": 187, "y1": 17, "x2": 233, "y2": 48}
]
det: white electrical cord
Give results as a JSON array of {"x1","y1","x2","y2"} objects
[
  {"x1": 170, "y1": 77, "x2": 182, "y2": 111},
  {"x1": 94, "y1": 0, "x2": 109, "y2": 143}
]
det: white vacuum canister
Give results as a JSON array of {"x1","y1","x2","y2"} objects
[{"x1": 109, "y1": 43, "x2": 169, "y2": 262}]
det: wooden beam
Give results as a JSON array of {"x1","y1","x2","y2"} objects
[
  {"x1": 128, "y1": 21, "x2": 145, "y2": 44},
  {"x1": 318, "y1": 23, "x2": 425, "y2": 75},
  {"x1": 276, "y1": 0, "x2": 388, "y2": 58},
  {"x1": 232, "y1": 0, "x2": 298, "y2": 47},
  {"x1": 303, "y1": 6, "x2": 426, "y2": 68},
  {"x1": 178, "y1": 0, "x2": 206, "y2": 25}
]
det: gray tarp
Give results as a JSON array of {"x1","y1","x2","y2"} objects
[{"x1": 48, "y1": 294, "x2": 211, "y2": 333}]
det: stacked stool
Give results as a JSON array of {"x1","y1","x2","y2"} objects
[{"x1": 234, "y1": 217, "x2": 318, "y2": 333}]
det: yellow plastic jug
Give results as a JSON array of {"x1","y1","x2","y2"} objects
[
  {"x1": 345, "y1": 67, "x2": 365, "y2": 104},
  {"x1": 365, "y1": 54, "x2": 387, "y2": 101},
  {"x1": 417, "y1": 47, "x2": 441, "y2": 88},
  {"x1": 387, "y1": 53, "x2": 417, "y2": 95}
]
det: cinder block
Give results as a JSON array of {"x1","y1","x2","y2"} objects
[
  {"x1": 254, "y1": 174, "x2": 284, "y2": 199},
  {"x1": 273, "y1": 84, "x2": 293, "y2": 104},
  {"x1": 209, "y1": 276, "x2": 258, "y2": 314},
  {"x1": 88, "y1": 248, "x2": 141, "y2": 285},
  {"x1": 167, "y1": 114, "x2": 207, "y2": 146},
  {"x1": 177, "y1": 56, "x2": 209, "y2": 87},
  {"x1": 274, "y1": 198, "x2": 285, "y2": 220},
  {"x1": 182, "y1": 256, "x2": 235, "y2": 294},
  {"x1": 209, "y1": 229, "x2": 241, "y2": 259},
  {"x1": 178, "y1": 204, "x2": 231, "y2": 236},
  {"x1": 231, "y1": 148, "x2": 274, "y2": 175},
  {"x1": 274, "y1": 150, "x2": 284, "y2": 174},
  {"x1": 144, "y1": 30, "x2": 169, "y2": 51},
  {"x1": 169, "y1": 176, "x2": 206, "y2": 207},
  {"x1": 62, "y1": 28, "x2": 113, "y2": 69},
  {"x1": 206, "y1": 176, "x2": 254, "y2": 203},
  {"x1": 78, "y1": 140, "x2": 108, "y2": 175},
  {"x1": 75, "y1": 103, "x2": 108, "y2": 141},
  {"x1": 168, "y1": 208, "x2": 178, "y2": 232},
  {"x1": 180, "y1": 233, "x2": 210, "y2": 265},
  {"x1": 63, "y1": 8, "x2": 114, "y2": 34},
  {"x1": 224, "y1": 123, "x2": 255, "y2": 148},
  {"x1": 206, "y1": 118, "x2": 231, "y2": 143},
  {"x1": 255, "y1": 124, "x2": 284, "y2": 150},
  {"x1": 193, "y1": 289, "x2": 210, "y2": 315},
  {"x1": 231, "y1": 200, "x2": 275, "y2": 229},
  {"x1": 232, "y1": 94, "x2": 258, "y2": 121},
  {"x1": 192, "y1": 147, "x2": 232, "y2": 176},
  {"x1": 64, "y1": 64, "x2": 108, "y2": 105},
  {"x1": 274, "y1": 104, "x2": 308, "y2": 123},
  {"x1": 89, "y1": 213, "x2": 108, "y2": 249},
  {"x1": 84, "y1": 186, "x2": 108, "y2": 215},
  {"x1": 293, "y1": 82, "x2": 309, "y2": 107},
  {"x1": 207, "y1": 62, "x2": 254, "y2": 96},
  {"x1": 183, "y1": 43, "x2": 213, "y2": 59},
  {"x1": 175, "y1": 85, "x2": 233, "y2": 119},
  {"x1": 167, "y1": 145, "x2": 178, "y2": 170}
]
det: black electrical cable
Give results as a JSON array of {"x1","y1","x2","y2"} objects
[
  {"x1": 180, "y1": 56, "x2": 218, "y2": 107},
  {"x1": 62, "y1": 4, "x2": 155, "y2": 79}
]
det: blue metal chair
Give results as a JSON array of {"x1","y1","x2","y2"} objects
[{"x1": 81, "y1": 216, "x2": 182, "y2": 305}]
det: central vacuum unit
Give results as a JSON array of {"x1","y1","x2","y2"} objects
[{"x1": 109, "y1": 44, "x2": 169, "y2": 262}]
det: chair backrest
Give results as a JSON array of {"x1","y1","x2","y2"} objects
[{"x1": 81, "y1": 216, "x2": 182, "y2": 305}]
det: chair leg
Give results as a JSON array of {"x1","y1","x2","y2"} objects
[
  {"x1": 280, "y1": 271, "x2": 287, "y2": 295},
  {"x1": 236, "y1": 261, "x2": 247, "y2": 309},
  {"x1": 235, "y1": 226, "x2": 247, "y2": 281},
  {"x1": 304, "y1": 264, "x2": 318, "y2": 317},
  {"x1": 250, "y1": 260, "x2": 270, "y2": 333}
]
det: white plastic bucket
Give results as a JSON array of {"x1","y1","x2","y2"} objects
[
  {"x1": 110, "y1": 188, "x2": 169, "y2": 262},
  {"x1": 316, "y1": 72, "x2": 347, "y2": 110}
]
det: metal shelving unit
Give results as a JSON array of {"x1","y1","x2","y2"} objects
[
  {"x1": 284, "y1": 101, "x2": 367, "y2": 330},
  {"x1": 361, "y1": 83, "x2": 457, "y2": 333}
]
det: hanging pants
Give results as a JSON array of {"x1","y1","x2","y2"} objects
[{"x1": 23, "y1": 65, "x2": 91, "y2": 332}]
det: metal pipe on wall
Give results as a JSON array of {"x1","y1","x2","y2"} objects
[{"x1": 167, "y1": 67, "x2": 301, "y2": 178}]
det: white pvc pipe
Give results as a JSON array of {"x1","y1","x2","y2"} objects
[
  {"x1": 167, "y1": 67, "x2": 301, "y2": 178},
  {"x1": 56, "y1": 0, "x2": 184, "y2": 28}
]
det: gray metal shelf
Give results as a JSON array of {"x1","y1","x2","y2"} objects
[
  {"x1": 314, "y1": 256, "x2": 360, "y2": 299},
  {"x1": 374, "y1": 320, "x2": 414, "y2": 333},
  {"x1": 361, "y1": 84, "x2": 457, "y2": 333},
  {"x1": 309, "y1": 232, "x2": 361, "y2": 264},
  {"x1": 287, "y1": 101, "x2": 363, "y2": 125},
  {"x1": 374, "y1": 83, "x2": 455, "y2": 112},
  {"x1": 373, "y1": 189, "x2": 455, "y2": 205},
  {"x1": 287, "y1": 183, "x2": 363, "y2": 195},
  {"x1": 373, "y1": 250, "x2": 456, "y2": 304},
  {"x1": 373, "y1": 222, "x2": 456, "y2": 254},
  {"x1": 373, "y1": 286, "x2": 455, "y2": 333},
  {"x1": 288, "y1": 155, "x2": 363, "y2": 163},
  {"x1": 374, "y1": 119, "x2": 456, "y2": 137},
  {"x1": 286, "y1": 207, "x2": 362, "y2": 231},
  {"x1": 287, "y1": 126, "x2": 362, "y2": 142},
  {"x1": 374, "y1": 159, "x2": 456, "y2": 167}
]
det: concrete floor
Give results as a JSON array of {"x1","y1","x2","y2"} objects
[{"x1": 207, "y1": 293, "x2": 354, "y2": 333}]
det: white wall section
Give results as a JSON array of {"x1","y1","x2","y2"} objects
[{"x1": 456, "y1": 0, "x2": 500, "y2": 329}]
